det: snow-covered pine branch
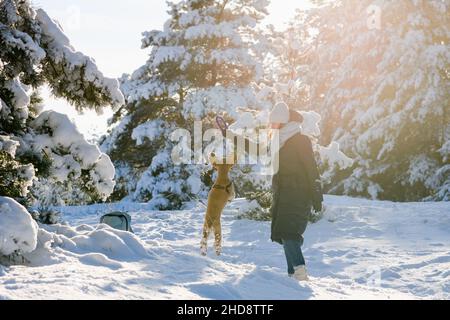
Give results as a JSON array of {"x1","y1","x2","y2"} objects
[
  {"x1": 36, "y1": 9, "x2": 124, "y2": 111},
  {"x1": 0, "y1": 0, "x2": 123, "y2": 206}
]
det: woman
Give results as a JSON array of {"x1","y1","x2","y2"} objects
[
  {"x1": 267, "y1": 102, "x2": 323, "y2": 281},
  {"x1": 228, "y1": 102, "x2": 323, "y2": 280}
]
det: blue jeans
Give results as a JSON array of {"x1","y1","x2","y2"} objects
[{"x1": 282, "y1": 239, "x2": 305, "y2": 275}]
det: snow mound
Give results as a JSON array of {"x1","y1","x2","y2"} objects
[
  {"x1": 0, "y1": 197, "x2": 38, "y2": 256},
  {"x1": 25, "y1": 222, "x2": 151, "y2": 268},
  {"x1": 71, "y1": 224, "x2": 150, "y2": 260}
]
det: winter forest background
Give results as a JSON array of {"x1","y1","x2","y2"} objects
[{"x1": 2, "y1": 0, "x2": 448, "y2": 215}]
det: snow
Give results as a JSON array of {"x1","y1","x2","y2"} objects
[
  {"x1": 1, "y1": 195, "x2": 449, "y2": 299},
  {"x1": 439, "y1": 140, "x2": 450, "y2": 162},
  {"x1": 5, "y1": 78, "x2": 30, "y2": 111},
  {"x1": 299, "y1": 111, "x2": 322, "y2": 137},
  {"x1": 0, "y1": 135, "x2": 20, "y2": 157},
  {"x1": 151, "y1": 46, "x2": 187, "y2": 68},
  {"x1": 183, "y1": 86, "x2": 258, "y2": 119},
  {"x1": 407, "y1": 155, "x2": 437, "y2": 189},
  {"x1": 229, "y1": 112, "x2": 260, "y2": 131},
  {"x1": 132, "y1": 120, "x2": 168, "y2": 146},
  {"x1": 100, "y1": 115, "x2": 132, "y2": 154},
  {"x1": 319, "y1": 142, "x2": 354, "y2": 170},
  {"x1": 17, "y1": 164, "x2": 36, "y2": 195},
  {"x1": 0, "y1": 197, "x2": 38, "y2": 256},
  {"x1": 209, "y1": 48, "x2": 256, "y2": 67},
  {"x1": 28, "y1": 111, "x2": 115, "y2": 201},
  {"x1": 184, "y1": 22, "x2": 241, "y2": 44},
  {"x1": 2, "y1": 27, "x2": 46, "y2": 64},
  {"x1": 187, "y1": 174, "x2": 202, "y2": 194},
  {"x1": 90, "y1": 154, "x2": 116, "y2": 200}
]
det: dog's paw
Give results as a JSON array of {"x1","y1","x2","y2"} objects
[
  {"x1": 214, "y1": 235, "x2": 222, "y2": 256},
  {"x1": 200, "y1": 239, "x2": 208, "y2": 256}
]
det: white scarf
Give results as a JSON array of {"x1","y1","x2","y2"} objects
[
  {"x1": 230, "y1": 122, "x2": 302, "y2": 175},
  {"x1": 257, "y1": 122, "x2": 302, "y2": 176},
  {"x1": 271, "y1": 121, "x2": 302, "y2": 154}
]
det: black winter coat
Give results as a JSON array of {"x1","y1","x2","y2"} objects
[{"x1": 270, "y1": 133, "x2": 323, "y2": 244}]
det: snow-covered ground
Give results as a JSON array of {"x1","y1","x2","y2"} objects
[{"x1": 1, "y1": 195, "x2": 449, "y2": 300}]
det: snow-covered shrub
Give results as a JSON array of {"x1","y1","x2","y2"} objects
[
  {"x1": 0, "y1": 197, "x2": 38, "y2": 256},
  {"x1": 0, "y1": 0, "x2": 123, "y2": 206},
  {"x1": 23, "y1": 111, "x2": 116, "y2": 205},
  {"x1": 236, "y1": 194, "x2": 271, "y2": 221},
  {"x1": 28, "y1": 223, "x2": 151, "y2": 265},
  {"x1": 31, "y1": 207, "x2": 60, "y2": 225}
]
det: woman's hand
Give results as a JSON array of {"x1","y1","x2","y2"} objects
[{"x1": 313, "y1": 201, "x2": 323, "y2": 213}]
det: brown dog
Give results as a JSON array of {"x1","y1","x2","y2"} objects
[{"x1": 200, "y1": 153, "x2": 235, "y2": 256}]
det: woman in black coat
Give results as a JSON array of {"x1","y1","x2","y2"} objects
[
  {"x1": 221, "y1": 102, "x2": 323, "y2": 280},
  {"x1": 270, "y1": 109, "x2": 323, "y2": 280},
  {"x1": 243, "y1": 102, "x2": 323, "y2": 280}
]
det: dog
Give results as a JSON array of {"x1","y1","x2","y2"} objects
[{"x1": 200, "y1": 152, "x2": 235, "y2": 256}]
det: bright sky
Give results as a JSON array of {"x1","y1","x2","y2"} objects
[{"x1": 33, "y1": 0, "x2": 312, "y2": 138}]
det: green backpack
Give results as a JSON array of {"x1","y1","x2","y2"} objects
[{"x1": 100, "y1": 212, "x2": 134, "y2": 233}]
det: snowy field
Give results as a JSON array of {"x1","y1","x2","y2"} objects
[{"x1": 1, "y1": 195, "x2": 449, "y2": 300}]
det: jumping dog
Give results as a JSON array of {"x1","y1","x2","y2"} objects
[{"x1": 200, "y1": 152, "x2": 235, "y2": 256}]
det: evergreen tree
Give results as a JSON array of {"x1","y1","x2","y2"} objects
[
  {"x1": 256, "y1": 13, "x2": 314, "y2": 110},
  {"x1": 0, "y1": 0, "x2": 124, "y2": 206},
  {"x1": 289, "y1": 0, "x2": 449, "y2": 201},
  {"x1": 103, "y1": 0, "x2": 269, "y2": 209}
]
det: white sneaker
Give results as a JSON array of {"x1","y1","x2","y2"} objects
[{"x1": 293, "y1": 265, "x2": 309, "y2": 281}]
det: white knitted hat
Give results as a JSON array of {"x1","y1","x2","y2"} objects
[{"x1": 269, "y1": 102, "x2": 290, "y2": 124}]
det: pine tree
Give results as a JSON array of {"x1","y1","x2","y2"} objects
[
  {"x1": 0, "y1": 0, "x2": 124, "y2": 206},
  {"x1": 103, "y1": 0, "x2": 269, "y2": 209},
  {"x1": 256, "y1": 13, "x2": 314, "y2": 110},
  {"x1": 294, "y1": 0, "x2": 450, "y2": 201}
]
